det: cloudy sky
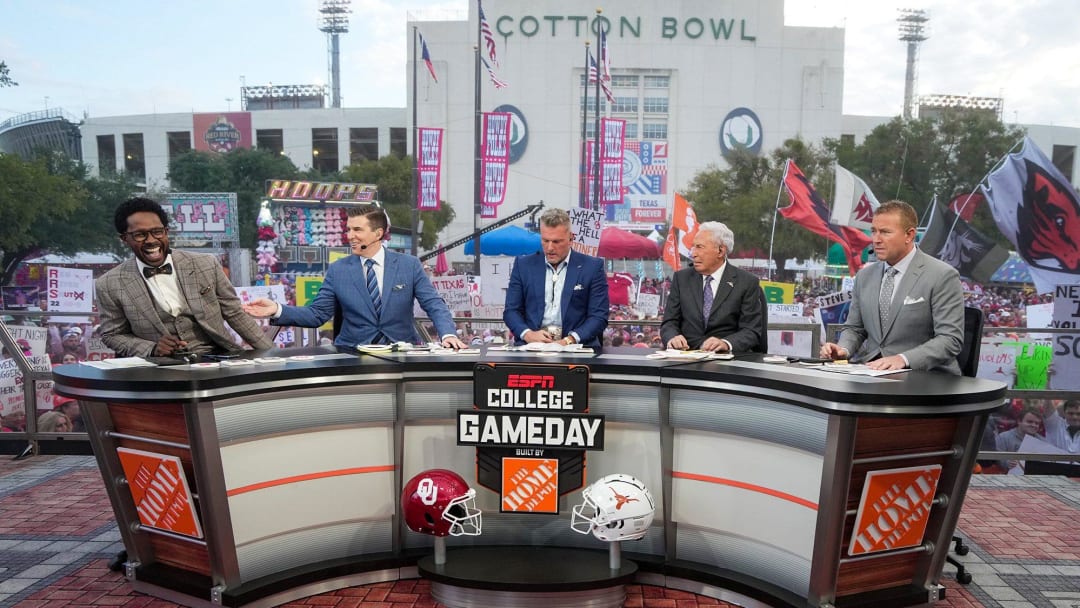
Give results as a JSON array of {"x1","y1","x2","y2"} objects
[{"x1": 2, "y1": 0, "x2": 1078, "y2": 128}]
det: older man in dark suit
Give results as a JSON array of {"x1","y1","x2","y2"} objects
[
  {"x1": 96, "y1": 197, "x2": 273, "y2": 357},
  {"x1": 660, "y1": 221, "x2": 763, "y2": 353}
]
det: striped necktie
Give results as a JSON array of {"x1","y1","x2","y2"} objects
[{"x1": 365, "y1": 258, "x2": 382, "y2": 318}]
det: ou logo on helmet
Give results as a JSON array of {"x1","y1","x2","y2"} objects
[
  {"x1": 417, "y1": 477, "x2": 438, "y2": 505},
  {"x1": 718, "y1": 107, "x2": 763, "y2": 159}
]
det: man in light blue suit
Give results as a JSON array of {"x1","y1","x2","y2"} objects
[
  {"x1": 503, "y1": 208, "x2": 609, "y2": 347},
  {"x1": 245, "y1": 206, "x2": 466, "y2": 349}
]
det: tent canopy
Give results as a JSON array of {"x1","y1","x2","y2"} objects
[
  {"x1": 598, "y1": 227, "x2": 660, "y2": 259},
  {"x1": 463, "y1": 225, "x2": 540, "y2": 256}
]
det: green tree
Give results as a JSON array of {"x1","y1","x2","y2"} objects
[
  {"x1": 685, "y1": 139, "x2": 839, "y2": 273},
  {"x1": 825, "y1": 111, "x2": 1024, "y2": 243},
  {"x1": 168, "y1": 148, "x2": 299, "y2": 247},
  {"x1": 340, "y1": 155, "x2": 455, "y2": 250},
  {"x1": 0, "y1": 152, "x2": 86, "y2": 285},
  {"x1": 0, "y1": 61, "x2": 16, "y2": 88}
]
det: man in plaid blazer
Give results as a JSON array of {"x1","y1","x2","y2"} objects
[{"x1": 95, "y1": 197, "x2": 273, "y2": 357}]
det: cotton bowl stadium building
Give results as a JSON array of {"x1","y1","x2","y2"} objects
[{"x1": 5, "y1": 0, "x2": 1078, "y2": 258}]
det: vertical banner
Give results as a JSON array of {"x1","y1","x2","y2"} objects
[
  {"x1": 599, "y1": 118, "x2": 626, "y2": 205},
  {"x1": 46, "y1": 267, "x2": 93, "y2": 312},
  {"x1": 417, "y1": 127, "x2": 443, "y2": 211},
  {"x1": 481, "y1": 112, "x2": 512, "y2": 218}
]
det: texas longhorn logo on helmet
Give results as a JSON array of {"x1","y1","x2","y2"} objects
[{"x1": 1018, "y1": 160, "x2": 1080, "y2": 273}]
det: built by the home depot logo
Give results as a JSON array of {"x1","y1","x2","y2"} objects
[
  {"x1": 461, "y1": 363, "x2": 603, "y2": 514},
  {"x1": 848, "y1": 465, "x2": 942, "y2": 556}
]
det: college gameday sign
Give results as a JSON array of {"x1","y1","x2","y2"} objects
[{"x1": 460, "y1": 363, "x2": 603, "y2": 514}]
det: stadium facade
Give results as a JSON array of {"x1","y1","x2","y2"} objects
[{"x1": 2, "y1": 0, "x2": 1078, "y2": 258}]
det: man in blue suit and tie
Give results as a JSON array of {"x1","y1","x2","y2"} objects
[
  {"x1": 244, "y1": 205, "x2": 466, "y2": 349},
  {"x1": 503, "y1": 208, "x2": 609, "y2": 347}
]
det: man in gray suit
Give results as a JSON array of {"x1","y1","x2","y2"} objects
[
  {"x1": 660, "y1": 221, "x2": 763, "y2": 353},
  {"x1": 820, "y1": 200, "x2": 963, "y2": 373},
  {"x1": 96, "y1": 197, "x2": 273, "y2": 357}
]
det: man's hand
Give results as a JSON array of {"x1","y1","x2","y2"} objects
[
  {"x1": 666, "y1": 335, "x2": 689, "y2": 350},
  {"x1": 524, "y1": 329, "x2": 555, "y2": 343},
  {"x1": 441, "y1": 336, "x2": 467, "y2": 350},
  {"x1": 242, "y1": 298, "x2": 279, "y2": 318},
  {"x1": 820, "y1": 342, "x2": 848, "y2": 360},
  {"x1": 154, "y1": 335, "x2": 188, "y2": 356},
  {"x1": 867, "y1": 354, "x2": 907, "y2": 371},
  {"x1": 700, "y1": 337, "x2": 729, "y2": 353}
]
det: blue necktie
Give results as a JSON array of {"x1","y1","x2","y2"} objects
[
  {"x1": 365, "y1": 258, "x2": 382, "y2": 318},
  {"x1": 703, "y1": 275, "x2": 714, "y2": 326}
]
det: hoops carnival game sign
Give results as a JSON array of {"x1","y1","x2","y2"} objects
[{"x1": 460, "y1": 363, "x2": 604, "y2": 514}]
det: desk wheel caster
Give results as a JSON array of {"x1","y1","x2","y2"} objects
[
  {"x1": 952, "y1": 537, "x2": 969, "y2": 556},
  {"x1": 108, "y1": 550, "x2": 128, "y2": 573}
]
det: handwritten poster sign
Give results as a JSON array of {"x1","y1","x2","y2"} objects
[
  {"x1": 568, "y1": 209, "x2": 604, "y2": 257},
  {"x1": 1015, "y1": 343, "x2": 1052, "y2": 390},
  {"x1": 47, "y1": 266, "x2": 93, "y2": 312}
]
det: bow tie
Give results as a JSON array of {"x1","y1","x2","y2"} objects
[{"x1": 143, "y1": 263, "x2": 173, "y2": 279}]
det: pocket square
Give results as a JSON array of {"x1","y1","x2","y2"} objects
[
  {"x1": 573, "y1": 284, "x2": 584, "y2": 291},
  {"x1": 903, "y1": 296, "x2": 925, "y2": 305},
  {"x1": 392, "y1": 284, "x2": 405, "y2": 291}
]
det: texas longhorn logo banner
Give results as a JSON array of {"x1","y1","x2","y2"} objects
[
  {"x1": 417, "y1": 127, "x2": 443, "y2": 211},
  {"x1": 481, "y1": 111, "x2": 511, "y2": 218},
  {"x1": 848, "y1": 464, "x2": 941, "y2": 556}
]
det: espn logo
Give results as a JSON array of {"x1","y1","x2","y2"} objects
[{"x1": 506, "y1": 374, "x2": 555, "y2": 389}]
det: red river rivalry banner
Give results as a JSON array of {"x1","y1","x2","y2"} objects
[
  {"x1": 192, "y1": 112, "x2": 252, "y2": 153},
  {"x1": 417, "y1": 127, "x2": 443, "y2": 211},
  {"x1": 481, "y1": 112, "x2": 511, "y2": 218},
  {"x1": 599, "y1": 118, "x2": 626, "y2": 205},
  {"x1": 460, "y1": 363, "x2": 603, "y2": 513}
]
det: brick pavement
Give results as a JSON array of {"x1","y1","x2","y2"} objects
[{"x1": 1, "y1": 456, "x2": 1077, "y2": 608}]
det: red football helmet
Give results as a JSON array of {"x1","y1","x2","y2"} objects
[{"x1": 401, "y1": 469, "x2": 482, "y2": 537}]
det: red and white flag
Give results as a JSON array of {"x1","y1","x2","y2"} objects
[
  {"x1": 780, "y1": 160, "x2": 872, "y2": 276},
  {"x1": 831, "y1": 164, "x2": 879, "y2": 230}
]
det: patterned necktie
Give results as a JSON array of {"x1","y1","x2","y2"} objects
[
  {"x1": 143, "y1": 263, "x2": 173, "y2": 278},
  {"x1": 365, "y1": 258, "x2": 382, "y2": 318},
  {"x1": 703, "y1": 275, "x2": 714, "y2": 326},
  {"x1": 879, "y1": 267, "x2": 897, "y2": 327}
]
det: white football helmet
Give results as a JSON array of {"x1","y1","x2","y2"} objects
[{"x1": 570, "y1": 473, "x2": 655, "y2": 542}]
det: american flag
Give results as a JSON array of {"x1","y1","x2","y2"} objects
[
  {"x1": 478, "y1": 0, "x2": 499, "y2": 67},
  {"x1": 481, "y1": 57, "x2": 508, "y2": 89},
  {"x1": 599, "y1": 28, "x2": 613, "y2": 85},
  {"x1": 419, "y1": 32, "x2": 437, "y2": 83},
  {"x1": 587, "y1": 51, "x2": 614, "y2": 103}
]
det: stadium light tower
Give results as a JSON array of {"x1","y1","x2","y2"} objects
[
  {"x1": 897, "y1": 9, "x2": 929, "y2": 120},
  {"x1": 319, "y1": 0, "x2": 352, "y2": 108}
]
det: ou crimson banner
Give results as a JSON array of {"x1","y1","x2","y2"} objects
[
  {"x1": 417, "y1": 128, "x2": 443, "y2": 211},
  {"x1": 481, "y1": 112, "x2": 511, "y2": 218}
]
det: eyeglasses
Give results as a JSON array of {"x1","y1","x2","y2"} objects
[{"x1": 124, "y1": 227, "x2": 168, "y2": 242}]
